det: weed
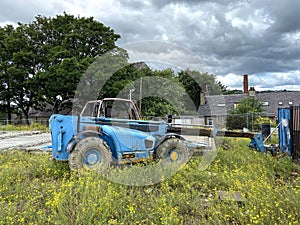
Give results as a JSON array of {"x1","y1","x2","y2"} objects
[{"x1": 0, "y1": 139, "x2": 299, "y2": 224}]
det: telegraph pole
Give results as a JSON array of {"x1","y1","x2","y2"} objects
[{"x1": 139, "y1": 77, "x2": 143, "y2": 113}]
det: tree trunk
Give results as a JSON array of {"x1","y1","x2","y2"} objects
[
  {"x1": 25, "y1": 114, "x2": 30, "y2": 126},
  {"x1": 21, "y1": 106, "x2": 30, "y2": 126},
  {"x1": 6, "y1": 99, "x2": 12, "y2": 125}
]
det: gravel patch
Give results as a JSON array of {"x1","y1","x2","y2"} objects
[
  {"x1": 0, "y1": 131, "x2": 44, "y2": 140},
  {"x1": 0, "y1": 132, "x2": 52, "y2": 151}
]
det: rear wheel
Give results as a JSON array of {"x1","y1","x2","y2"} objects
[
  {"x1": 156, "y1": 138, "x2": 189, "y2": 165},
  {"x1": 68, "y1": 137, "x2": 112, "y2": 171}
]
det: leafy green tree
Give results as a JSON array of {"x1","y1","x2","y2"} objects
[
  {"x1": 71, "y1": 47, "x2": 130, "y2": 114},
  {"x1": 6, "y1": 27, "x2": 45, "y2": 124},
  {"x1": 0, "y1": 25, "x2": 16, "y2": 123},
  {"x1": 133, "y1": 68, "x2": 188, "y2": 117},
  {"x1": 223, "y1": 89, "x2": 243, "y2": 95},
  {"x1": 31, "y1": 13, "x2": 121, "y2": 111},
  {"x1": 99, "y1": 63, "x2": 142, "y2": 99},
  {"x1": 73, "y1": 49, "x2": 183, "y2": 118},
  {"x1": 226, "y1": 97, "x2": 264, "y2": 130},
  {"x1": 235, "y1": 97, "x2": 264, "y2": 114},
  {"x1": 0, "y1": 25, "x2": 39, "y2": 124},
  {"x1": 178, "y1": 70, "x2": 226, "y2": 109},
  {"x1": 83, "y1": 58, "x2": 190, "y2": 117},
  {"x1": 140, "y1": 97, "x2": 178, "y2": 117},
  {"x1": 0, "y1": 13, "x2": 121, "y2": 122}
]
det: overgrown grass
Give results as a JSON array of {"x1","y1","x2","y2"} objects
[
  {"x1": 0, "y1": 139, "x2": 299, "y2": 224},
  {"x1": 0, "y1": 123, "x2": 48, "y2": 131}
]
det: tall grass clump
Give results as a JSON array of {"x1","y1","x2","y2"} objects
[
  {"x1": 0, "y1": 123, "x2": 48, "y2": 131},
  {"x1": 0, "y1": 138, "x2": 299, "y2": 224}
]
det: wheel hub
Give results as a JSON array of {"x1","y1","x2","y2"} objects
[
  {"x1": 86, "y1": 153, "x2": 98, "y2": 165},
  {"x1": 170, "y1": 150, "x2": 179, "y2": 161}
]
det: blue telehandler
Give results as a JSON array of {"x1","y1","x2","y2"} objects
[{"x1": 49, "y1": 98, "x2": 214, "y2": 171}]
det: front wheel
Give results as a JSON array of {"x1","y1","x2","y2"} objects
[
  {"x1": 68, "y1": 137, "x2": 112, "y2": 172},
  {"x1": 155, "y1": 138, "x2": 189, "y2": 166}
]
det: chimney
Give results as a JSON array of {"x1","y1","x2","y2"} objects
[
  {"x1": 243, "y1": 74, "x2": 249, "y2": 94},
  {"x1": 200, "y1": 91, "x2": 205, "y2": 106},
  {"x1": 249, "y1": 87, "x2": 256, "y2": 97},
  {"x1": 205, "y1": 85, "x2": 210, "y2": 96}
]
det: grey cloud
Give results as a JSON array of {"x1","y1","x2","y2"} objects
[
  {"x1": 266, "y1": 0, "x2": 300, "y2": 33},
  {"x1": 119, "y1": 0, "x2": 150, "y2": 10},
  {"x1": 150, "y1": 0, "x2": 227, "y2": 9},
  {"x1": 0, "y1": 0, "x2": 299, "y2": 90},
  {"x1": 0, "y1": 0, "x2": 35, "y2": 22},
  {"x1": 0, "y1": 0, "x2": 66, "y2": 24},
  {"x1": 195, "y1": 1, "x2": 300, "y2": 75},
  {"x1": 123, "y1": 41, "x2": 209, "y2": 72}
]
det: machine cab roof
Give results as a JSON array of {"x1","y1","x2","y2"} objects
[{"x1": 80, "y1": 98, "x2": 141, "y2": 120}]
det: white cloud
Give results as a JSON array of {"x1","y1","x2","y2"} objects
[
  {"x1": 218, "y1": 71, "x2": 300, "y2": 91},
  {"x1": 216, "y1": 73, "x2": 243, "y2": 89}
]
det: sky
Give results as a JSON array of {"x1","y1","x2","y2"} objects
[{"x1": 1, "y1": 0, "x2": 300, "y2": 91}]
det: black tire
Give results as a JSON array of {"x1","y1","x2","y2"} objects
[
  {"x1": 68, "y1": 137, "x2": 112, "y2": 171},
  {"x1": 155, "y1": 138, "x2": 189, "y2": 165}
]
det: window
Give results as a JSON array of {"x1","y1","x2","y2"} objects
[{"x1": 261, "y1": 102, "x2": 269, "y2": 106}]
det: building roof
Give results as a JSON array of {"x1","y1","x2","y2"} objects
[{"x1": 198, "y1": 91, "x2": 300, "y2": 117}]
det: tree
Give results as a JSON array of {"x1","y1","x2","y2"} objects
[
  {"x1": 134, "y1": 68, "x2": 188, "y2": 117},
  {"x1": 178, "y1": 70, "x2": 226, "y2": 109},
  {"x1": 6, "y1": 27, "x2": 45, "y2": 124},
  {"x1": 71, "y1": 47, "x2": 130, "y2": 114},
  {"x1": 0, "y1": 25, "x2": 16, "y2": 123},
  {"x1": 99, "y1": 62, "x2": 142, "y2": 99},
  {"x1": 0, "y1": 13, "x2": 121, "y2": 122},
  {"x1": 30, "y1": 13, "x2": 121, "y2": 111},
  {"x1": 226, "y1": 97, "x2": 264, "y2": 130},
  {"x1": 82, "y1": 58, "x2": 188, "y2": 117}
]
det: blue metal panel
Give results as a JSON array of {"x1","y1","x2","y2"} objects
[
  {"x1": 100, "y1": 125, "x2": 156, "y2": 163},
  {"x1": 278, "y1": 108, "x2": 292, "y2": 155},
  {"x1": 249, "y1": 133, "x2": 266, "y2": 153},
  {"x1": 49, "y1": 115, "x2": 77, "y2": 161}
]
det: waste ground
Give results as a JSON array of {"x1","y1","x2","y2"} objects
[{"x1": 0, "y1": 131, "x2": 52, "y2": 151}]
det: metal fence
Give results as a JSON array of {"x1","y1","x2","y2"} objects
[
  {"x1": 225, "y1": 112, "x2": 275, "y2": 132},
  {"x1": 0, "y1": 119, "x2": 49, "y2": 126},
  {"x1": 291, "y1": 106, "x2": 300, "y2": 160}
]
